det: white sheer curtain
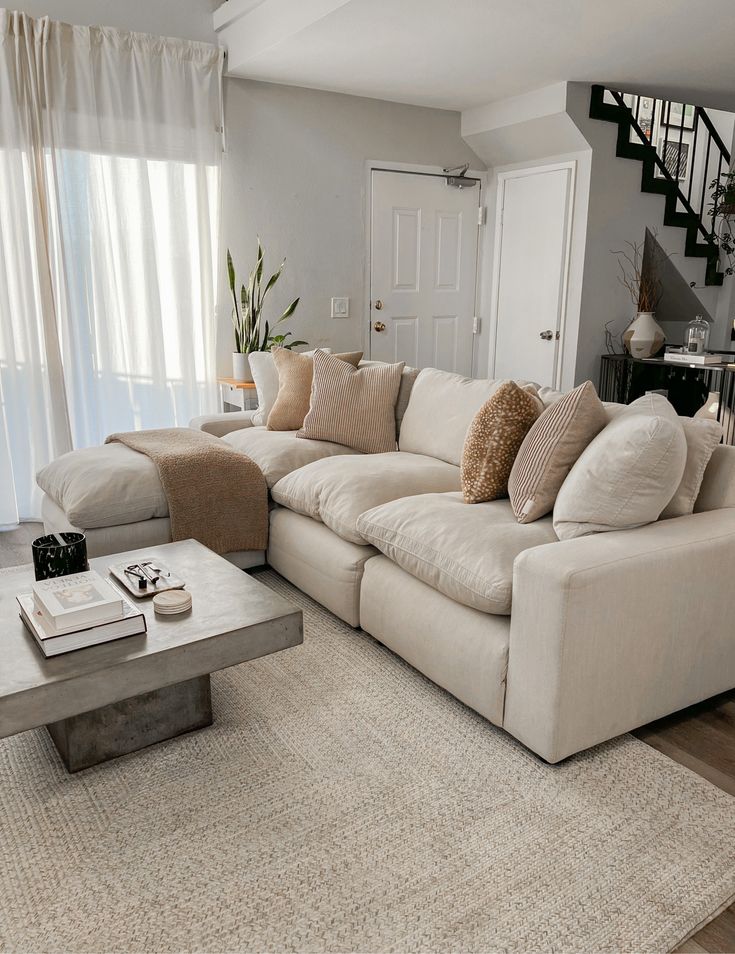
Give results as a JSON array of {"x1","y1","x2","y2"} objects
[{"x1": 0, "y1": 11, "x2": 223, "y2": 522}]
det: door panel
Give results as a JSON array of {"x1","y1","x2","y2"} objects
[
  {"x1": 371, "y1": 170, "x2": 479, "y2": 375},
  {"x1": 492, "y1": 166, "x2": 572, "y2": 389}
]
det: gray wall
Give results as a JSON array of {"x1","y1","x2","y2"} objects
[
  {"x1": 15, "y1": 0, "x2": 218, "y2": 42},
  {"x1": 218, "y1": 79, "x2": 483, "y2": 370}
]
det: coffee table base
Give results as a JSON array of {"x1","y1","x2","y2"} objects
[{"x1": 46, "y1": 674, "x2": 213, "y2": 773}]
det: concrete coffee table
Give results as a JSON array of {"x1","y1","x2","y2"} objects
[{"x1": 0, "y1": 540, "x2": 302, "y2": 772}]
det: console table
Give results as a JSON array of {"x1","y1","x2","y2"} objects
[{"x1": 599, "y1": 353, "x2": 735, "y2": 444}]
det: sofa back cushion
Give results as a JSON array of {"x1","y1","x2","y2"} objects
[
  {"x1": 298, "y1": 352, "x2": 404, "y2": 453},
  {"x1": 661, "y1": 417, "x2": 723, "y2": 518},
  {"x1": 399, "y1": 368, "x2": 500, "y2": 465},
  {"x1": 695, "y1": 443, "x2": 735, "y2": 513}
]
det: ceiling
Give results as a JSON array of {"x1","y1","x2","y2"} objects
[{"x1": 217, "y1": 0, "x2": 735, "y2": 112}]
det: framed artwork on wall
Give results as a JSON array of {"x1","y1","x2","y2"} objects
[
  {"x1": 656, "y1": 136, "x2": 691, "y2": 181},
  {"x1": 664, "y1": 102, "x2": 695, "y2": 130}
]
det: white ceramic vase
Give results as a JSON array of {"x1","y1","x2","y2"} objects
[
  {"x1": 232, "y1": 352, "x2": 253, "y2": 382},
  {"x1": 622, "y1": 312, "x2": 665, "y2": 359}
]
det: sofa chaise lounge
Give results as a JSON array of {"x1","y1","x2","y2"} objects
[{"x1": 38, "y1": 366, "x2": 735, "y2": 763}]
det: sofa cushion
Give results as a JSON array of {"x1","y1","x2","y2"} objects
[
  {"x1": 695, "y1": 444, "x2": 735, "y2": 513},
  {"x1": 299, "y1": 352, "x2": 405, "y2": 453},
  {"x1": 271, "y1": 451, "x2": 460, "y2": 544},
  {"x1": 553, "y1": 393, "x2": 687, "y2": 540},
  {"x1": 508, "y1": 381, "x2": 608, "y2": 524},
  {"x1": 223, "y1": 426, "x2": 360, "y2": 488},
  {"x1": 398, "y1": 368, "x2": 500, "y2": 465},
  {"x1": 661, "y1": 417, "x2": 723, "y2": 518},
  {"x1": 268, "y1": 348, "x2": 363, "y2": 431},
  {"x1": 36, "y1": 443, "x2": 168, "y2": 529},
  {"x1": 461, "y1": 382, "x2": 542, "y2": 503},
  {"x1": 356, "y1": 492, "x2": 557, "y2": 615}
]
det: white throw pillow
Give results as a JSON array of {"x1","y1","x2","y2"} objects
[
  {"x1": 249, "y1": 348, "x2": 330, "y2": 427},
  {"x1": 553, "y1": 393, "x2": 687, "y2": 540},
  {"x1": 661, "y1": 417, "x2": 723, "y2": 518}
]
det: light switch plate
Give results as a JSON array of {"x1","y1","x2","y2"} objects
[{"x1": 331, "y1": 297, "x2": 349, "y2": 319}]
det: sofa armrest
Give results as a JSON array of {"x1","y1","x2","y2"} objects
[
  {"x1": 189, "y1": 410, "x2": 257, "y2": 438},
  {"x1": 504, "y1": 509, "x2": 735, "y2": 763}
]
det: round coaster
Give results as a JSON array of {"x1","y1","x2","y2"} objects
[{"x1": 153, "y1": 589, "x2": 192, "y2": 615}]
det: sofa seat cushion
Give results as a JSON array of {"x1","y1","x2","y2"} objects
[
  {"x1": 223, "y1": 426, "x2": 361, "y2": 488},
  {"x1": 356, "y1": 492, "x2": 557, "y2": 615},
  {"x1": 271, "y1": 451, "x2": 460, "y2": 544},
  {"x1": 36, "y1": 443, "x2": 169, "y2": 529}
]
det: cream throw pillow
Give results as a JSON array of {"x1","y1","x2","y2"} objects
[
  {"x1": 553, "y1": 393, "x2": 687, "y2": 540},
  {"x1": 268, "y1": 348, "x2": 362, "y2": 431},
  {"x1": 298, "y1": 350, "x2": 404, "y2": 453},
  {"x1": 461, "y1": 382, "x2": 543, "y2": 504},
  {"x1": 508, "y1": 381, "x2": 607, "y2": 523},
  {"x1": 661, "y1": 417, "x2": 723, "y2": 518}
]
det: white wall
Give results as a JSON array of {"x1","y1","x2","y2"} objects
[
  {"x1": 218, "y1": 78, "x2": 484, "y2": 371},
  {"x1": 15, "y1": 0, "x2": 218, "y2": 42}
]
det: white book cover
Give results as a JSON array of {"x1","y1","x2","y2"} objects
[{"x1": 32, "y1": 570, "x2": 123, "y2": 633}]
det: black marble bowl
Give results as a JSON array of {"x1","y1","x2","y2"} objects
[{"x1": 32, "y1": 532, "x2": 89, "y2": 581}]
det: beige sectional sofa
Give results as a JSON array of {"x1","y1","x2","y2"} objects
[{"x1": 38, "y1": 366, "x2": 735, "y2": 763}]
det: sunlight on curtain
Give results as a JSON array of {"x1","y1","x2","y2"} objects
[{"x1": 0, "y1": 12, "x2": 223, "y2": 520}]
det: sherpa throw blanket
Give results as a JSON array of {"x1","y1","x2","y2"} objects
[{"x1": 105, "y1": 428, "x2": 268, "y2": 554}]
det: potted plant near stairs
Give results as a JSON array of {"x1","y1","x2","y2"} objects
[{"x1": 228, "y1": 240, "x2": 301, "y2": 381}]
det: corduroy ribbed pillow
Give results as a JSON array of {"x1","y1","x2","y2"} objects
[
  {"x1": 461, "y1": 381, "x2": 543, "y2": 504},
  {"x1": 298, "y1": 350, "x2": 405, "y2": 453},
  {"x1": 508, "y1": 380, "x2": 607, "y2": 523},
  {"x1": 267, "y1": 348, "x2": 363, "y2": 431}
]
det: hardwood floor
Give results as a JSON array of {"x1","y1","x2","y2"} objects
[{"x1": 1, "y1": 523, "x2": 734, "y2": 951}]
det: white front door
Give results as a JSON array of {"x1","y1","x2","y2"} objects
[
  {"x1": 370, "y1": 169, "x2": 480, "y2": 374},
  {"x1": 491, "y1": 164, "x2": 574, "y2": 389}
]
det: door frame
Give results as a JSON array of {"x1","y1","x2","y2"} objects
[
  {"x1": 487, "y1": 160, "x2": 576, "y2": 390},
  {"x1": 364, "y1": 160, "x2": 486, "y2": 367}
]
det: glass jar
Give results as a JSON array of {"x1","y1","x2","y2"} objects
[{"x1": 684, "y1": 314, "x2": 711, "y2": 354}]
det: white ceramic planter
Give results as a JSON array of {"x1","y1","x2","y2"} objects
[
  {"x1": 232, "y1": 352, "x2": 253, "y2": 382},
  {"x1": 622, "y1": 312, "x2": 665, "y2": 359}
]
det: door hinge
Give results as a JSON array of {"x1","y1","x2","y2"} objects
[
  {"x1": 477, "y1": 206, "x2": 486, "y2": 226},
  {"x1": 472, "y1": 316, "x2": 481, "y2": 335}
]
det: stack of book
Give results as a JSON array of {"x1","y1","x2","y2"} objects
[{"x1": 17, "y1": 570, "x2": 146, "y2": 657}]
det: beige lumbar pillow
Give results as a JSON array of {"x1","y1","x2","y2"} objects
[
  {"x1": 298, "y1": 350, "x2": 404, "y2": 453},
  {"x1": 661, "y1": 417, "x2": 723, "y2": 519},
  {"x1": 553, "y1": 392, "x2": 687, "y2": 540},
  {"x1": 268, "y1": 348, "x2": 362, "y2": 431},
  {"x1": 461, "y1": 381, "x2": 542, "y2": 504},
  {"x1": 508, "y1": 380, "x2": 607, "y2": 523}
]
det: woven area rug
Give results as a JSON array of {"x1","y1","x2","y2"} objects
[{"x1": 1, "y1": 569, "x2": 734, "y2": 953}]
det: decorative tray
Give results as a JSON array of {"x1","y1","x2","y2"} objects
[{"x1": 109, "y1": 558, "x2": 186, "y2": 599}]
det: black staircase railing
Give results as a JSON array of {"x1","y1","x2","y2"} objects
[{"x1": 589, "y1": 86, "x2": 732, "y2": 286}]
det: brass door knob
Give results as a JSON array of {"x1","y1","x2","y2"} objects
[
  {"x1": 374, "y1": 321, "x2": 386, "y2": 333},
  {"x1": 374, "y1": 299, "x2": 384, "y2": 310}
]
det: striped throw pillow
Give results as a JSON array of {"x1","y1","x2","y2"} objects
[
  {"x1": 298, "y1": 350, "x2": 405, "y2": 453},
  {"x1": 508, "y1": 380, "x2": 607, "y2": 523},
  {"x1": 267, "y1": 348, "x2": 363, "y2": 431}
]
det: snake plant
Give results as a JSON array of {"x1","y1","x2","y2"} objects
[{"x1": 228, "y1": 239, "x2": 301, "y2": 354}]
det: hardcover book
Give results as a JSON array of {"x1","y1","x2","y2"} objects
[
  {"x1": 18, "y1": 593, "x2": 146, "y2": 657},
  {"x1": 32, "y1": 570, "x2": 124, "y2": 634}
]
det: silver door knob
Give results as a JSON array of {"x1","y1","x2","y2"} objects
[
  {"x1": 374, "y1": 321, "x2": 386, "y2": 333},
  {"x1": 374, "y1": 299, "x2": 384, "y2": 310},
  {"x1": 539, "y1": 329, "x2": 554, "y2": 340}
]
